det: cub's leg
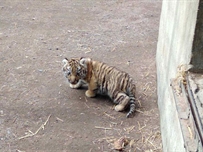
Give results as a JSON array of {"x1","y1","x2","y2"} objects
[
  {"x1": 114, "y1": 92, "x2": 130, "y2": 112},
  {"x1": 85, "y1": 80, "x2": 97, "y2": 98}
]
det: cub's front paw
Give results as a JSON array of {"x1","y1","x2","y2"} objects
[{"x1": 85, "y1": 90, "x2": 96, "y2": 98}]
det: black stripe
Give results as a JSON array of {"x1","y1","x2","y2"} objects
[
  {"x1": 104, "y1": 66, "x2": 113, "y2": 92},
  {"x1": 126, "y1": 100, "x2": 136, "y2": 118},
  {"x1": 101, "y1": 75, "x2": 106, "y2": 87},
  {"x1": 120, "y1": 73, "x2": 127, "y2": 91},
  {"x1": 115, "y1": 94, "x2": 124, "y2": 103},
  {"x1": 98, "y1": 63, "x2": 105, "y2": 79}
]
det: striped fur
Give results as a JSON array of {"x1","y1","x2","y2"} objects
[{"x1": 62, "y1": 57, "x2": 137, "y2": 118}]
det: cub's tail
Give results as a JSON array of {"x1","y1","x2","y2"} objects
[
  {"x1": 126, "y1": 82, "x2": 137, "y2": 118},
  {"x1": 126, "y1": 99, "x2": 136, "y2": 118}
]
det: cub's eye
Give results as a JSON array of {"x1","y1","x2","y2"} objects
[
  {"x1": 76, "y1": 68, "x2": 81, "y2": 75},
  {"x1": 65, "y1": 67, "x2": 71, "y2": 75},
  {"x1": 67, "y1": 70, "x2": 71, "y2": 75},
  {"x1": 76, "y1": 70, "x2": 80, "y2": 75}
]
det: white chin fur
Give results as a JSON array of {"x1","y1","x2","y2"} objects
[{"x1": 69, "y1": 81, "x2": 82, "y2": 89}]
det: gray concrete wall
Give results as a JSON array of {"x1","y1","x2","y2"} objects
[
  {"x1": 191, "y1": 1, "x2": 203, "y2": 72},
  {"x1": 156, "y1": 0, "x2": 199, "y2": 151}
]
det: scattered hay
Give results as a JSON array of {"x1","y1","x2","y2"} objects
[
  {"x1": 138, "y1": 121, "x2": 146, "y2": 131},
  {"x1": 111, "y1": 47, "x2": 116, "y2": 52},
  {"x1": 93, "y1": 136, "x2": 115, "y2": 146},
  {"x1": 95, "y1": 126, "x2": 112, "y2": 130},
  {"x1": 84, "y1": 102, "x2": 90, "y2": 108},
  {"x1": 84, "y1": 97, "x2": 90, "y2": 108},
  {"x1": 85, "y1": 48, "x2": 92, "y2": 54},
  {"x1": 136, "y1": 108, "x2": 157, "y2": 117},
  {"x1": 137, "y1": 100, "x2": 142, "y2": 107},
  {"x1": 124, "y1": 126, "x2": 135, "y2": 134},
  {"x1": 110, "y1": 122, "x2": 118, "y2": 125},
  {"x1": 145, "y1": 71, "x2": 150, "y2": 77},
  {"x1": 56, "y1": 117, "x2": 64, "y2": 122},
  {"x1": 18, "y1": 114, "x2": 51, "y2": 140},
  {"x1": 148, "y1": 140, "x2": 156, "y2": 149},
  {"x1": 136, "y1": 128, "x2": 162, "y2": 151},
  {"x1": 104, "y1": 112, "x2": 116, "y2": 120},
  {"x1": 129, "y1": 139, "x2": 136, "y2": 148},
  {"x1": 74, "y1": 94, "x2": 162, "y2": 151}
]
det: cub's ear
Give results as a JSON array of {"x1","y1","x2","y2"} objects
[
  {"x1": 79, "y1": 57, "x2": 86, "y2": 66},
  {"x1": 79, "y1": 57, "x2": 91, "y2": 67},
  {"x1": 62, "y1": 58, "x2": 68, "y2": 65}
]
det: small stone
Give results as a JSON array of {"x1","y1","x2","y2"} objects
[
  {"x1": 38, "y1": 69, "x2": 43, "y2": 72},
  {"x1": 114, "y1": 137, "x2": 129, "y2": 151}
]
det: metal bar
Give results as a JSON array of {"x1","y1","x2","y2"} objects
[{"x1": 186, "y1": 76, "x2": 203, "y2": 145}]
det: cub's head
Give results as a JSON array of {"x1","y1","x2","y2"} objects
[{"x1": 62, "y1": 57, "x2": 90, "y2": 85}]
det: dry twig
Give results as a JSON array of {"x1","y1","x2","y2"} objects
[
  {"x1": 137, "y1": 121, "x2": 146, "y2": 131},
  {"x1": 84, "y1": 102, "x2": 90, "y2": 108},
  {"x1": 148, "y1": 140, "x2": 156, "y2": 149},
  {"x1": 85, "y1": 48, "x2": 92, "y2": 54},
  {"x1": 124, "y1": 126, "x2": 135, "y2": 134},
  {"x1": 104, "y1": 112, "x2": 116, "y2": 119},
  {"x1": 95, "y1": 126, "x2": 112, "y2": 130},
  {"x1": 56, "y1": 117, "x2": 64, "y2": 122},
  {"x1": 18, "y1": 115, "x2": 51, "y2": 140}
]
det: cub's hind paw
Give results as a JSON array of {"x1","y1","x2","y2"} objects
[{"x1": 115, "y1": 105, "x2": 125, "y2": 112}]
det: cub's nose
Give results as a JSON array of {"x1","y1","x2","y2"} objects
[{"x1": 69, "y1": 76, "x2": 78, "y2": 84}]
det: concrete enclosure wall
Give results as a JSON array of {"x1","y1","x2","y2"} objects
[
  {"x1": 191, "y1": 1, "x2": 203, "y2": 72},
  {"x1": 156, "y1": 0, "x2": 200, "y2": 151}
]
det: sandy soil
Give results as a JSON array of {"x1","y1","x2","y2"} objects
[{"x1": 0, "y1": 0, "x2": 162, "y2": 151}]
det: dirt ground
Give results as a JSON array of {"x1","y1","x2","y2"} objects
[{"x1": 0, "y1": 0, "x2": 162, "y2": 151}]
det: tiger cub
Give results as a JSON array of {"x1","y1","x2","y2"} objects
[{"x1": 62, "y1": 57, "x2": 138, "y2": 118}]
